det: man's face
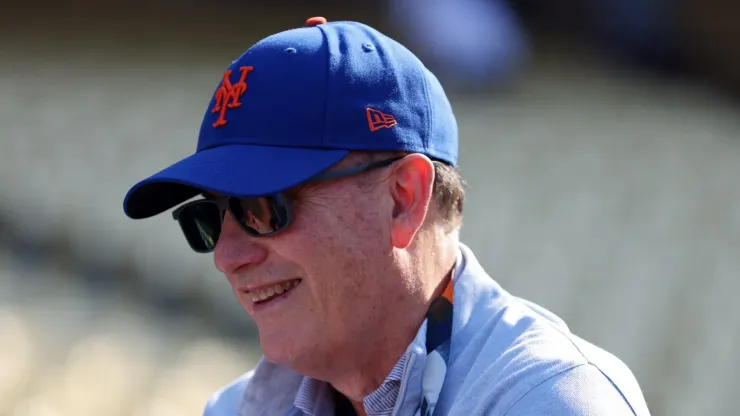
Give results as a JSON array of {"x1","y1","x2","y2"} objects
[{"x1": 212, "y1": 155, "x2": 433, "y2": 371}]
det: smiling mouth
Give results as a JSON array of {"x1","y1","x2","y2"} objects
[{"x1": 250, "y1": 279, "x2": 302, "y2": 304}]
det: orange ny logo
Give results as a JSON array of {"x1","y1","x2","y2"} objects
[{"x1": 212, "y1": 66, "x2": 254, "y2": 128}]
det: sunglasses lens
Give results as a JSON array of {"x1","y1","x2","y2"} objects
[
  {"x1": 177, "y1": 202, "x2": 222, "y2": 252},
  {"x1": 230, "y1": 196, "x2": 290, "y2": 236}
]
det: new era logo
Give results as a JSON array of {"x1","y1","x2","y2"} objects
[{"x1": 366, "y1": 108, "x2": 397, "y2": 132}]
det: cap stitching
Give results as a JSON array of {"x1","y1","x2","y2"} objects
[
  {"x1": 315, "y1": 24, "x2": 331, "y2": 147},
  {"x1": 417, "y1": 62, "x2": 434, "y2": 152}
]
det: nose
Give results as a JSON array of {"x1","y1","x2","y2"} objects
[{"x1": 214, "y1": 210, "x2": 268, "y2": 274}]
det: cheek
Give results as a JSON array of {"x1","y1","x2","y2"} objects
[{"x1": 281, "y1": 198, "x2": 380, "y2": 297}]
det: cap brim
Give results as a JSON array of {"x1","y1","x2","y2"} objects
[{"x1": 123, "y1": 144, "x2": 349, "y2": 219}]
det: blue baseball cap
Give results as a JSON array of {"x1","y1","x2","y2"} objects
[{"x1": 123, "y1": 17, "x2": 458, "y2": 219}]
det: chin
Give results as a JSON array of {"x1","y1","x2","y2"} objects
[
  {"x1": 259, "y1": 330, "x2": 322, "y2": 373},
  {"x1": 259, "y1": 329, "x2": 301, "y2": 364}
]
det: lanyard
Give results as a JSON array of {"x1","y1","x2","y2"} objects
[{"x1": 419, "y1": 277, "x2": 454, "y2": 416}]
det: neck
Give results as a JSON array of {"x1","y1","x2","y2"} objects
[
  {"x1": 330, "y1": 235, "x2": 458, "y2": 409},
  {"x1": 352, "y1": 401, "x2": 369, "y2": 416}
]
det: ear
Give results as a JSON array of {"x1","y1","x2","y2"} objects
[{"x1": 388, "y1": 154, "x2": 435, "y2": 249}]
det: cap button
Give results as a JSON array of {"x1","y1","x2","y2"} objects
[{"x1": 305, "y1": 16, "x2": 327, "y2": 27}]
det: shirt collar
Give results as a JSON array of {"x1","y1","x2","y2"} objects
[{"x1": 293, "y1": 341, "x2": 418, "y2": 416}]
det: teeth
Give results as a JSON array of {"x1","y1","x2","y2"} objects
[{"x1": 251, "y1": 279, "x2": 300, "y2": 303}]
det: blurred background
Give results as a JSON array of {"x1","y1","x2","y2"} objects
[{"x1": 0, "y1": 0, "x2": 739, "y2": 415}]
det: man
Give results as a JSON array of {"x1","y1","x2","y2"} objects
[{"x1": 123, "y1": 17, "x2": 651, "y2": 416}]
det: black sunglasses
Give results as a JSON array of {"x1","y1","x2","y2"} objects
[{"x1": 172, "y1": 157, "x2": 403, "y2": 253}]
